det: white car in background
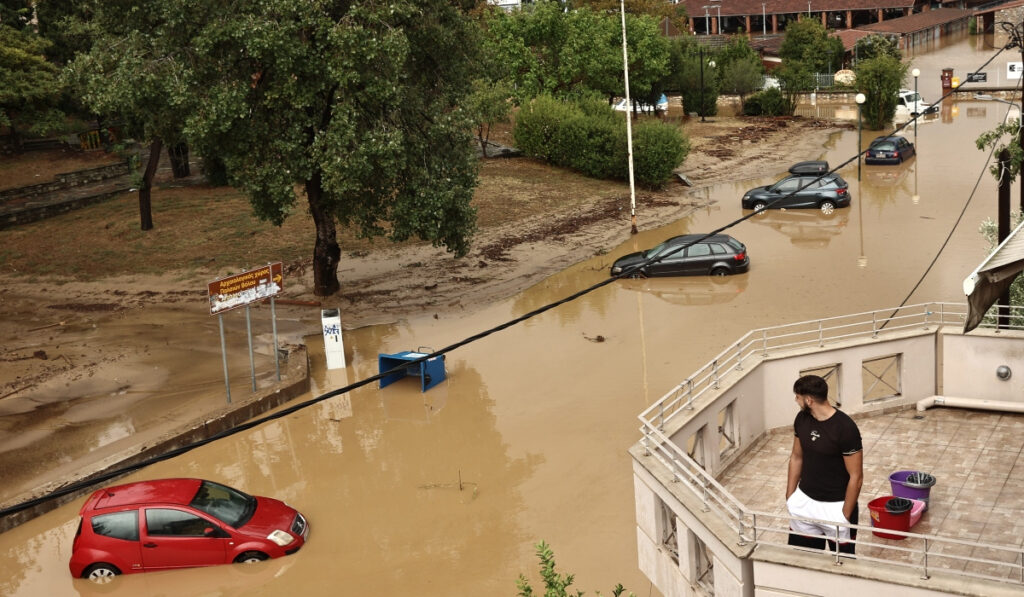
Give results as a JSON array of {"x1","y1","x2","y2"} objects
[
  {"x1": 613, "y1": 93, "x2": 669, "y2": 114},
  {"x1": 894, "y1": 88, "x2": 937, "y2": 122}
]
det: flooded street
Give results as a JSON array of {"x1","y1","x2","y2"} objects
[{"x1": 2, "y1": 33, "x2": 1022, "y2": 596}]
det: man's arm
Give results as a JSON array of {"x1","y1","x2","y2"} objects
[
  {"x1": 786, "y1": 435, "x2": 802, "y2": 499},
  {"x1": 842, "y1": 450, "x2": 864, "y2": 521}
]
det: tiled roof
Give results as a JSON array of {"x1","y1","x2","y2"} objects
[
  {"x1": 858, "y1": 7, "x2": 971, "y2": 33},
  {"x1": 681, "y1": 0, "x2": 914, "y2": 19},
  {"x1": 833, "y1": 29, "x2": 875, "y2": 51}
]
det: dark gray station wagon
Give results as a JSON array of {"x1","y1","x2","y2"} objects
[{"x1": 610, "y1": 234, "x2": 749, "y2": 278}]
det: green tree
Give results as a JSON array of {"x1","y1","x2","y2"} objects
[
  {"x1": 483, "y1": 2, "x2": 669, "y2": 106},
  {"x1": 465, "y1": 78, "x2": 513, "y2": 157},
  {"x1": 516, "y1": 541, "x2": 632, "y2": 597},
  {"x1": 665, "y1": 39, "x2": 719, "y2": 117},
  {"x1": 855, "y1": 54, "x2": 907, "y2": 129},
  {"x1": 853, "y1": 33, "x2": 901, "y2": 65},
  {"x1": 779, "y1": 19, "x2": 843, "y2": 75},
  {"x1": 0, "y1": 24, "x2": 65, "y2": 150},
  {"x1": 63, "y1": 1, "x2": 197, "y2": 230},
  {"x1": 718, "y1": 56, "x2": 764, "y2": 109},
  {"x1": 184, "y1": 0, "x2": 481, "y2": 296}
]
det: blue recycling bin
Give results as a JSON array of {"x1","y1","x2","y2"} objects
[{"x1": 378, "y1": 350, "x2": 446, "y2": 392}]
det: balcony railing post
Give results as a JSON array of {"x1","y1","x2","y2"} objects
[
  {"x1": 713, "y1": 359, "x2": 720, "y2": 389},
  {"x1": 872, "y1": 311, "x2": 878, "y2": 338},
  {"x1": 685, "y1": 379, "x2": 695, "y2": 409},
  {"x1": 762, "y1": 329, "x2": 768, "y2": 356},
  {"x1": 736, "y1": 341, "x2": 743, "y2": 371},
  {"x1": 818, "y1": 320, "x2": 824, "y2": 347},
  {"x1": 921, "y1": 538, "x2": 930, "y2": 580},
  {"x1": 658, "y1": 402, "x2": 666, "y2": 431}
]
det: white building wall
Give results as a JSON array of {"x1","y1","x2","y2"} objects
[{"x1": 941, "y1": 329, "x2": 1024, "y2": 402}]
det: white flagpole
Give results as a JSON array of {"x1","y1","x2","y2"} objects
[{"x1": 620, "y1": 0, "x2": 638, "y2": 235}]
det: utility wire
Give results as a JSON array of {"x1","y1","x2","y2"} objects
[
  {"x1": 2, "y1": 34, "x2": 1018, "y2": 521},
  {"x1": 879, "y1": 22, "x2": 1024, "y2": 326}
]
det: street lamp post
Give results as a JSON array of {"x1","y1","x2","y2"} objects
[
  {"x1": 762, "y1": 2, "x2": 766, "y2": 35},
  {"x1": 912, "y1": 68, "x2": 920, "y2": 142},
  {"x1": 700, "y1": 46, "x2": 706, "y2": 121},
  {"x1": 620, "y1": 0, "x2": 638, "y2": 235},
  {"x1": 855, "y1": 92, "x2": 866, "y2": 181}
]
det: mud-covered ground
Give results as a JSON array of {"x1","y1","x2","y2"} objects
[{"x1": 0, "y1": 115, "x2": 843, "y2": 505}]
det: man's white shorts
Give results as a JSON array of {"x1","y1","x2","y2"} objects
[{"x1": 787, "y1": 486, "x2": 851, "y2": 542}]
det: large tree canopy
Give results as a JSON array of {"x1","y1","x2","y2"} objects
[
  {"x1": 483, "y1": 1, "x2": 669, "y2": 105},
  {"x1": 184, "y1": 0, "x2": 480, "y2": 295}
]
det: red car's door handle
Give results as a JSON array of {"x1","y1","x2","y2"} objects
[{"x1": 143, "y1": 542, "x2": 158, "y2": 548}]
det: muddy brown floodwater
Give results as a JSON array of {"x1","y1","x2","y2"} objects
[{"x1": 0, "y1": 33, "x2": 1017, "y2": 597}]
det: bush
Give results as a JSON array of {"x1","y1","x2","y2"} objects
[
  {"x1": 512, "y1": 95, "x2": 576, "y2": 162},
  {"x1": 632, "y1": 121, "x2": 689, "y2": 187},
  {"x1": 743, "y1": 88, "x2": 791, "y2": 116},
  {"x1": 513, "y1": 95, "x2": 689, "y2": 188}
]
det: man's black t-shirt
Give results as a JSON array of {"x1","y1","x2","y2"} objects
[{"x1": 794, "y1": 408, "x2": 862, "y2": 502}]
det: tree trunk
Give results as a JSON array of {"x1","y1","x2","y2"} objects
[
  {"x1": 139, "y1": 137, "x2": 162, "y2": 231},
  {"x1": 306, "y1": 172, "x2": 341, "y2": 296},
  {"x1": 168, "y1": 142, "x2": 191, "y2": 178}
]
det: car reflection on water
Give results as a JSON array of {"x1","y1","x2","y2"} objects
[
  {"x1": 747, "y1": 209, "x2": 849, "y2": 249},
  {"x1": 619, "y1": 274, "x2": 749, "y2": 306}
]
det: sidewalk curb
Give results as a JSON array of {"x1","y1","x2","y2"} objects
[{"x1": 0, "y1": 345, "x2": 311, "y2": 535}]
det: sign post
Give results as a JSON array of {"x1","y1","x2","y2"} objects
[{"x1": 208, "y1": 262, "x2": 284, "y2": 402}]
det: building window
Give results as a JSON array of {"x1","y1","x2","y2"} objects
[
  {"x1": 659, "y1": 500, "x2": 679, "y2": 565},
  {"x1": 694, "y1": 535, "x2": 715, "y2": 595},
  {"x1": 799, "y1": 364, "x2": 841, "y2": 406},
  {"x1": 862, "y1": 354, "x2": 902, "y2": 402},
  {"x1": 686, "y1": 425, "x2": 706, "y2": 469},
  {"x1": 717, "y1": 401, "x2": 737, "y2": 462}
]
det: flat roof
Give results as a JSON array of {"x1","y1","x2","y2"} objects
[{"x1": 721, "y1": 405, "x2": 1024, "y2": 579}]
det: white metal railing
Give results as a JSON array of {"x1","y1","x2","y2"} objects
[
  {"x1": 637, "y1": 302, "x2": 1024, "y2": 587},
  {"x1": 639, "y1": 302, "x2": 970, "y2": 433}
]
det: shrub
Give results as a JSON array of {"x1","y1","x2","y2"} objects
[
  {"x1": 513, "y1": 95, "x2": 689, "y2": 187},
  {"x1": 513, "y1": 95, "x2": 575, "y2": 162},
  {"x1": 632, "y1": 121, "x2": 689, "y2": 188},
  {"x1": 743, "y1": 88, "x2": 791, "y2": 116}
]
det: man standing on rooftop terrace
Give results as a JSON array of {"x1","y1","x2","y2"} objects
[{"x1": 786, "y1": 374, "x2": 864, "y2": 554}]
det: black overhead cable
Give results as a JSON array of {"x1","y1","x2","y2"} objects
[{"x1": 1, "y1": 33, "x2": 1018, "y2": 521}]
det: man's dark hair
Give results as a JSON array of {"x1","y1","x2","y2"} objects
[{"x1": 793, "y1": 375, "x2": 829, "y2": 402}]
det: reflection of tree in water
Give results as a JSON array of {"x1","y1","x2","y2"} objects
[{"x1": 222, "y1": 359, "x2": 538, "y2": 592}]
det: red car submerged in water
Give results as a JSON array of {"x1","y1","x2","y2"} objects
[{"x1": 69, "y1": 478, "x2": 308, "y2": 582}]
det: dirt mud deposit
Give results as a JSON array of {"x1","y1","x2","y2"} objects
[{"x1": 0, "y1": 116, "x2": 844, "y2": 595}]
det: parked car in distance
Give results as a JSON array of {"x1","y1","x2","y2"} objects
[
  {"x1": 865, "y1": 135, "x2": 916, "y2": 165},
  {"x1": 70, "y1": 479, "x2": 309, "y2": 582},
  {"x1": 741, "y1": 163, "x2": 850, "y2": 215},
  {"x1": 610, "y1": 234, "x2": 749, "y2": 278}
]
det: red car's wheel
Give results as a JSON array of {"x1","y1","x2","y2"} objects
[
  {"x1": 235, "y1": 551, "x2": 269, "y2": 564},
  {"x1": 84, "y1": 563, "x2": 120, "y2": 583}
]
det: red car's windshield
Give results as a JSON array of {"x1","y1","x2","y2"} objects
[{"x1": 189, "y1": 481, "x2": 256, "y2": 528}]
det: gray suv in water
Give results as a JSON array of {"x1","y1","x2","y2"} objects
[{"x1": 741, "y1": 161, "x2": 850, "y2": 215}]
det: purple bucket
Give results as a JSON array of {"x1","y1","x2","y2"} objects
[{"x1": 889, "y1": 471, "x2": 936, "y2": 511}]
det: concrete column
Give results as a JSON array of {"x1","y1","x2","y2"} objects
[
  {"x1": 878, "y1": 8, "x2": 883, "y2": 22},
  {"x1": 821, "y1": 12, "x2": 826, "y2": 27},
  {"x1": 846, "y1": 10, "x2": 852, "y2": 28},
  {"x1": 712, "y1": 16, "x2": 718, "y2": 34},
  {"x1": 772, "y1": 14, "x2": 778, "y2": 33},
  {"x1": 745, "y1": 15, "x2": 751, "y2": 34},
  {"x1": 689, "y1": 16, "x2": 695, "y2": 34}
]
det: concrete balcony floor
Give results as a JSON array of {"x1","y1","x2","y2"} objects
[{"x1": 720, "y1": 405, "x2": 1024, "y2": 581}]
